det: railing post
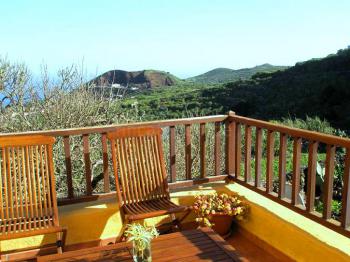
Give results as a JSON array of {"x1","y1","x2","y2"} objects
[
  {"x1": 185, "y1": 124, "x2": 192, "y2": 180},
  {"x1": 214, "y1": 122, "x2": 221, "y2": 176},
  {"x1": 63, "y1": 136, "x2": 74, "y2": 199},
  {"x1": 82, "y1": 134, "x2": 93, "y2": 196},
  {"x1": 235, "y1": 122, "x2": 242, "y2": 179},
  {"x1": 200, "y1": 123, "x2": 206, "y2": 178},
  {"x1": 101, "y1": 133, "x2": 110, "y2": 193},
  {"x1": 341, "y1": 149, "x2": 350, "y2": 229},
  {"x1": 292, "y1": 137, "x2": 302, "y2": 205},
  {"x1": 255, "y1": 128, "x2": 263, "y2": 187},
  {"x1": 278, "y1": 133, "x2": 287, "y2": 199},
  {"x1": 323, "y1": 145, "x2": 335, "y2": 219},
  {"x1": 266, "y1": 130, "x2": 275, "y2": 193},
  {"x1": 225, "y1": 111, "x2": 236, "y2": 179},
  {"x1": 306, "y1": 141, "x2": 318, "y2": 212},
  {"x1": 169, "y1": 126, "x2": 176, "y2": 182},
  {"x1": 244, "y1": 125, "x2": 252, "y2": 183}
]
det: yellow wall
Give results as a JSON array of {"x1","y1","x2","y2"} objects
[
  {"x1": 1, "y1": 182, "x2": 350, "y2": 262},
  {"x1": 224, "y1": 183, "x2": 350, "y2": 262}
]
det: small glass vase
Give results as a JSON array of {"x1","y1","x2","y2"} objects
[{"x1": 132, "y1": 239, "x2": 152, "y2": 262}]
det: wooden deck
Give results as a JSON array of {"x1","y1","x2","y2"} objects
[
  {"x1": 179, "y1": 223, "x2": 294, "y2": 262},
  {"x1": 227, "y1": 228, "x2": 294, "y2": 262},
  {"x1": 37, "y1": 228, "x2": 243, "y2": 262},
  {"x1": 33, "y1": 227, "x2": 292, "y2": 262}
]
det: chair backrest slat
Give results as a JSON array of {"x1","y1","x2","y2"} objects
[
  {"x1": 0, "y1": 135, "x2": 59, "y2": 238},
  {"x1": 108, "y1": 127, "x2": 169, "y2": 206}
]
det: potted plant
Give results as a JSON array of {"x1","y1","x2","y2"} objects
[
  {"x1": 192, "y1": 192, "x2": 248, "y2": 237},
  {"x1": 125, "y1": 224, "x2": 159, "y2": 262}
]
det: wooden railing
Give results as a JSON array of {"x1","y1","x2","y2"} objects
[
  {"x1": 227, "y1": 113, "x2": 350, "y2": 238},
  {"x1": 1, "y1": 112, "x2": 350, "y2": 238},
  {"x1": 0, "y1": 115, "x2": 229, "y2": 204}
]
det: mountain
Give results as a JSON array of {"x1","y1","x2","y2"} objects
[
  {"x1": 121, "y1": 47, "x2": 350, "y2": 129},
  {"x1": 187, "y1": 64, "x2": 288, "y2": 83},
  {"x1": 193, "y1": 48, "x2": 350, "y2": 129},
  {"x1": 91, "y1": 69, "x2": 182, "y2": 89}
]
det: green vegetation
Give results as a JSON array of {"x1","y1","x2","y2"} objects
[
  {"x1": 123, "y1": 48, "x2": 350, "y2": 131},
  {"x1": 123, "y1": 82, "x2": 221, "y2": 119},
  {"x1": 187, "y1": 64, "x2": 288, "y2": 83}
]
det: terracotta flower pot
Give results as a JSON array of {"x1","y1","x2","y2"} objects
[{"x1": 210, "y1": 214, "x2": 233, "y2": 238}]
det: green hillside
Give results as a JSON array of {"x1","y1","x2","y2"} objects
[
  {"x1": 121, "y1": 48, "x2": 350, "y2": 130},
  {"x1": 187, "y1": 64, "x2": 288, "y2": 83}
]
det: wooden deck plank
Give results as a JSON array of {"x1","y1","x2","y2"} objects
[{"x1": 37, "y1": 228, "x2": 244, "y2": 262}]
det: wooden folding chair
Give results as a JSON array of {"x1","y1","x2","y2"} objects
[
  {"x1": 0, "y1": 135, "x2": 67, "y2": 260},
  {"x1": 107, "y1": 127, "x2": 190, "y2": 238}
]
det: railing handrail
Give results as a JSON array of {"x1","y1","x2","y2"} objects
[
  {"x1": 0, "y1": 115, "x2": 227, "y2": 137},
  {"x1": 230, "y1": 114, "x2": 350, "y2": 148},
  {"x1": 228, "y1": 112, "x2": 350, "y2": 238}
]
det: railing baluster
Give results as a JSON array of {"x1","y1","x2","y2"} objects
[
  {"x1": 169, "y1": 126, "x2": 176, "y2": 182},
  {"x1": 292, "y1": 137, "x2": 302, "y2": 205},
  {"x1": 306, "y1": 141, "x2": 318, "y2": 212},
  {"x1": 235, "y1": 123, "x2": 242, "y2": 179},
  {"x1": 214, "y1": 122, "x2": 221, "y2": 176},
  {"x1": 82, "y1": 134, "x2": 93, "y2": 196},
  {"x1": 255, "y1": 128, "x2": 262, "y2": 187},
  {"x1": 341, "y1": 149, "x2": 350, "y2": 229},
  {"x1": 63, "y1": 136, "x2": 74, "y2": 199},
  {"x1": 244, "y1": 125, "x2": 252, "y2": 183},
  {"x1": 323, "y1": 145, "x2": 335, "y2": 219},
  {"x1": 185, "y1": 124, "x2": 191, "y2": 180},
  {"x1": 225, "y1": 116, "x2": 235, "y2": 177},
  {"x1": 200, "y1": 123, "x2": 206, "y2": 178},
  {"x1": 266, "y1": 130, "x2": 275, "y2": 193},
  {"x1": 278, "y1": 133, "x2": 287, "y2": 199},
  {"x1": 101, "y1": 133, "x2": 110, "y2": 193}
]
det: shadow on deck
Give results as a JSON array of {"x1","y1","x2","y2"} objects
[{"x1": 180, "y1": 223, "x2": 293, "y2": 262}]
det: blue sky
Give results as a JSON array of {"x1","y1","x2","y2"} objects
[{"x1": 0, "y1": 0, "x2": 349, "y2": 78}]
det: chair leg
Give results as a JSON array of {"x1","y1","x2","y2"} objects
[
  {"x1": 117, "y1": 218, "x2": 129, "y2": 243},
  {"x1": 56, "y1": 228, "x2": 67, "y2": 254},
  {"x1": 61, "y1": 227, "x2": 67, "y2": 251},
  {"x1": 170, "y1": 213, "x2": 181, "y2": 232}
]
